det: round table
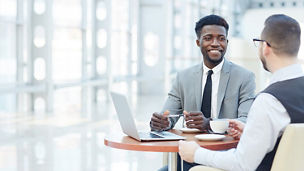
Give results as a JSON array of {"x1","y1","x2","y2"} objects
[{"x1": 104, "y1": 129, "x2": 238, "y2": 171}]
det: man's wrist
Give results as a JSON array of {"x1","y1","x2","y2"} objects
[{"x1": 202, "y1": 118, "x2": 211, "y2": 132}]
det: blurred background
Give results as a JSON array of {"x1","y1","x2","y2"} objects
[{"x1": 0, "y1": 0, "x2": 304, "y2": 170}]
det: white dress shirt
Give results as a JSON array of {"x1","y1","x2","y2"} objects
[
  {"x1": 194, "y1": 64, "x2": 304, "y2": 171},
  {"x1": 202, "y1": 60, "x2": 224, "y2": 119}
]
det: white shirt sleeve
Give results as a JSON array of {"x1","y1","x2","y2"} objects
[{"x1": 194, "y1": 93, "x2": 291, "y2": 171}]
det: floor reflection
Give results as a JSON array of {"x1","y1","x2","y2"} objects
[{"x1": 0, "y1": 95, "x2": 166, "y2": 171}]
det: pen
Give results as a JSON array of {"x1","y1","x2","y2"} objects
[{"x1": 167, "y1": 114, "x2": 184, "y2": 117}]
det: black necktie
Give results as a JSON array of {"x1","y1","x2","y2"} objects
[{"x1": 201, "y1": 70, "x2": 213, "y2": 118}]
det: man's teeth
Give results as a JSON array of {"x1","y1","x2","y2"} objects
[{"x1": 209, "y1": 50, "x2": 220, "y2": 52}]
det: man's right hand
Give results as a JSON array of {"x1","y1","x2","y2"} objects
[
  {"x1": 228, "y1": 120, "x2": 245, "y2": 140},
  {"x1": 150, "y1": 111, "x2": 170, "y2": 131}
]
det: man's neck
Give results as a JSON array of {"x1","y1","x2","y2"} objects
[{"x1": 269, "y1": 56, "x2": 298, "y2": 73}]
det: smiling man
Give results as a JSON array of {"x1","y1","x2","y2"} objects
[{"x1": 150, "y1": 15, "x2": 256, "y2": 171}]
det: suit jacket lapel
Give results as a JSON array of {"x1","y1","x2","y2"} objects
[
  {"x1": 194, "y1": 63, "x2": 203, "y2": 111},
  {"x1": 217, "y1": 59, "x2": 231, "y2": 116}
]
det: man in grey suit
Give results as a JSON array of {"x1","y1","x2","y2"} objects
[{"x1": 150, "y1": 15, "x2": 256, "y2": 171}]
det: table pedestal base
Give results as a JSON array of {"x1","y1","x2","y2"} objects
[{"x1": 168, "y1": 152, "x2": 177, "y2": 171}]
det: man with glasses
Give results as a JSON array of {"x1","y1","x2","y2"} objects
[
  {"x1": 150, "y1": 14, "x2": 256, "y2": 171},
  {"x1": 179, "y1": 14, "x2": 304, "y2": 171}
]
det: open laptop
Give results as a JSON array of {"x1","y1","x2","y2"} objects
[{"x1": 110, "y1": 92, "x2": 185, "y2": 141}]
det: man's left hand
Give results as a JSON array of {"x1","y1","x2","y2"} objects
[{"x1": 178, "y1": 141, "x2": 200, "y2": 163}]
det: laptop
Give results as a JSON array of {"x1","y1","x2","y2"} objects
[{"x1": 110, "y1": 92, "x2": 185, "y2": 141}]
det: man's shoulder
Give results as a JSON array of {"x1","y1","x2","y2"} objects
[{"x1": 177, "y1": 63, "x2": 201, "y2": 76}]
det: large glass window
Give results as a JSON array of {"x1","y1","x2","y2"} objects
[
  {"x1": 170, "y1": 0, "x2": 202, "y2": 72},
  {"x1": 0, "y1": 0, "x2": 16, "y2": 17},
  {"x1": 0, "y1": 0, "x2": 17, "y2": 112},
  {"x1": 52, "y1": 0, "x2": 82, "y2": 112},
  {"x1": 52, "y1": 28, "x2": 82, "y2": 82},
  {"x1": 111, "y1": 0, "x2": 131, "y2": 77},
  {"x1": 0, "y1": 23, "x2": 16, "y2": 84}
]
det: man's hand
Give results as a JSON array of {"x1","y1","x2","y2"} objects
[
  {"x1": 228, "y1": 120, "x2": 245, "y2": 140},
  {"x1": 178, "y1": 141, "x2": 200, "y2": 163},
  {"x1": 150, "y1": 110, "x2": 170, "y2": 131},
  {"x1": 183, "y1": 111, "x2": 210, "y2": 132}
]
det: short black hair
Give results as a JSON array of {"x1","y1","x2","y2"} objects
[
  {"x1": 262, "y1": 14, "x2": 301, "y2": 56},
  {"x1": 195, "y1": 14, "x2": 229, "y2": 38}
]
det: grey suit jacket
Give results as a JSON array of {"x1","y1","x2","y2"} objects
[{"x1": 162, "y1": 59, "x2": 256, "y2": 129}]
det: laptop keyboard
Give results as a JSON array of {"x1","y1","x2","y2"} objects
[
  {"x1": 149, "y1": 133, "x2": 163, "y2": 138},
  {"x1": 138, "y1": 132, "x2": 164, "y2": 138}
]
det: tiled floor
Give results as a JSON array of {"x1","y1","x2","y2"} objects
[{"x1": 0, "y1": 94, "x2": 173, "y2": 171}]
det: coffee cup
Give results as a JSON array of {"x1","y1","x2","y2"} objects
[{"x1": 210, "y1": 119, "x2": 229, "y2": 134}]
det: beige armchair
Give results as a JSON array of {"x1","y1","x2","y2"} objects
[
  {"x1": 189, "y1": 166, "x2": 224, "y2": 171},
  {"x1": 271, "y1": 123, "x2": 304, "y2": 171},
  {"x1": 189, "y1": 123, "x2": 304, "y2": 171}
]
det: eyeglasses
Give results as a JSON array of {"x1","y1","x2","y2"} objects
[{"x1": 253, "y1": 38, "x2": 272, "y2": 47}]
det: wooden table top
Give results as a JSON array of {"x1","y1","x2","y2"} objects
[{"x1": 104, "y1": 129, "x2": 238, "y2": 152}]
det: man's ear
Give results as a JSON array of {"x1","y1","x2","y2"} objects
[
  {"x1": 196, "y1": 39, "x2": 200, "y2": 47},
  {"x1": 262, "y1": 42, "x2": 271, "y2": 57}
]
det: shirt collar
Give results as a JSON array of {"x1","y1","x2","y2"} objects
[
  {"x1": 203, "y1": 59, "x2": 224, "y2": 75},
  {"x1": 270, "y1": 63, "x2": 304, "y2": 84}
]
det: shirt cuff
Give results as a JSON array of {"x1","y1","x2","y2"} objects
[{"x1": 164, "y1": 119, "x2": 172, "y2": 130}]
